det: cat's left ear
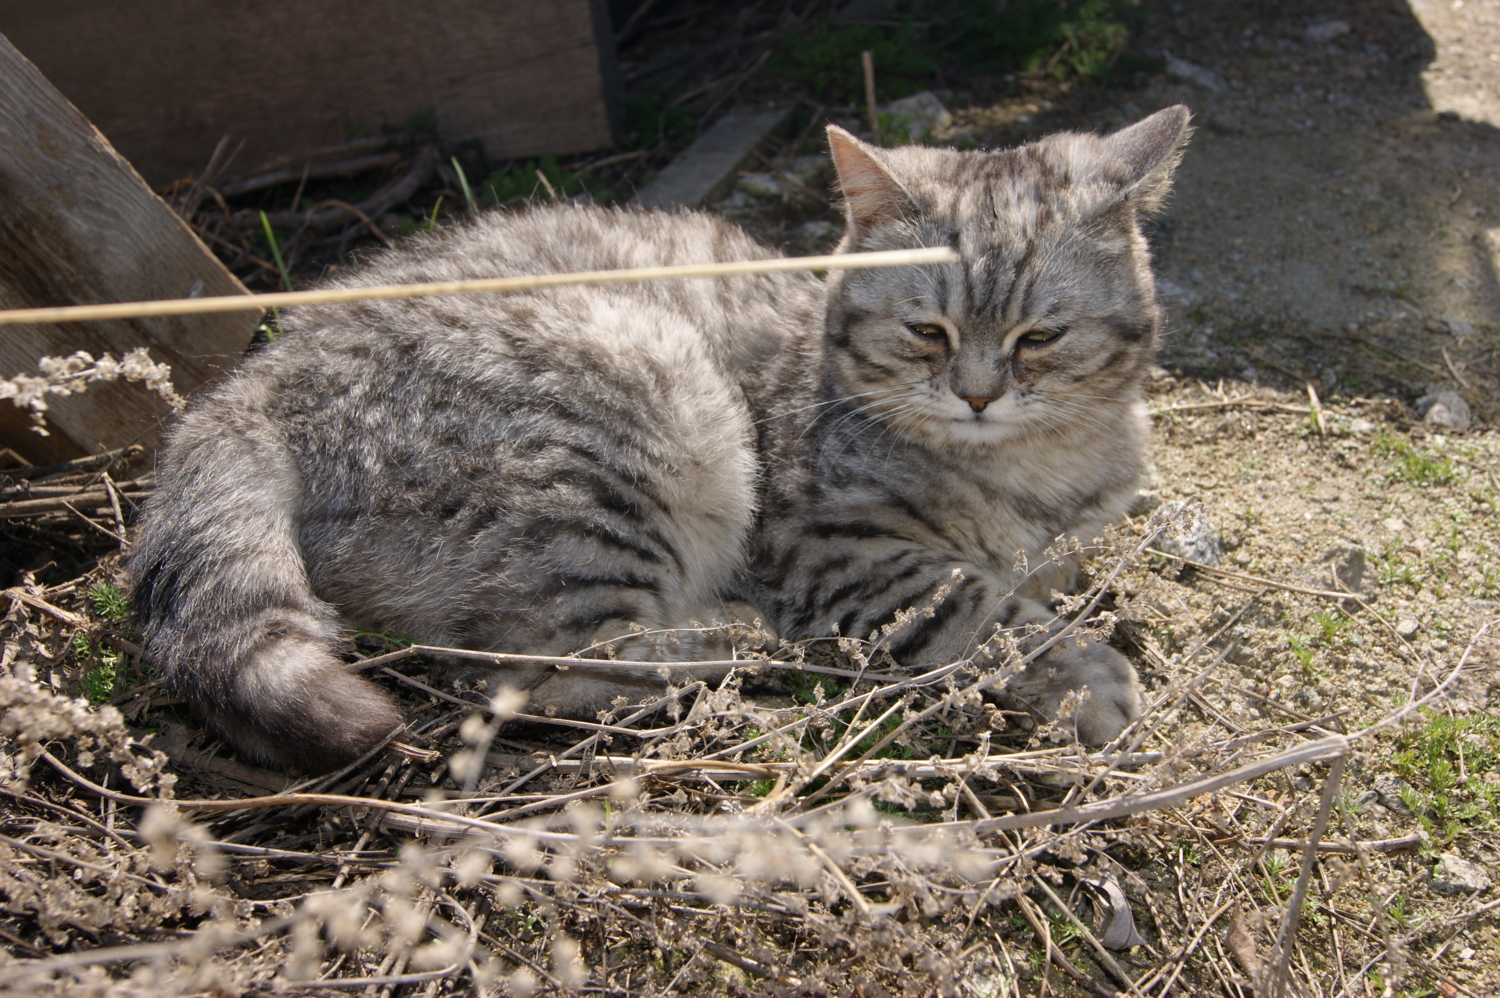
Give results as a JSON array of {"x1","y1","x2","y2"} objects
[
  {"x1": 1100, "y1": 104, "x2": 1192, "y2": 212},
  {"x1": 826, "y1": 124, "x2": 917, "y2": 230}
]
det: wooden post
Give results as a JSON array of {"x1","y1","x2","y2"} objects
[{"x1": 0, "y1": 34, "x2": 258, "y2": 465}]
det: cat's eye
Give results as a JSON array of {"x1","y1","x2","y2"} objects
[
  {"x1": 906, "y1": 322, "x2": 948, "y2": 345},
  {"x1": 1019, "y1": 327, "x2": 1065, "y2": 346}
]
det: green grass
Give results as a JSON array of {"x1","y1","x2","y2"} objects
[
  {"x1": 1372, "y1": 434, "x2": 1456, "y2": 488},
  {"x1": 1312, "y1": 610, "x2": 1350, "y2": 644},
  {"x1": 72, "y1": 632, "x2": 123, "y2": 705},
  {"x1": 1391, "y1": 709, "x2": 1500, "y2": 844},
  {"x1": 768, "y1": 0, "x2": 1132, "y2": 106},
  {"x1": 479, "y1": 154, "x2": 611, "y2": 207},
  {"x1": 88, "y1": 583, "x2": 128, "y2": 620}
]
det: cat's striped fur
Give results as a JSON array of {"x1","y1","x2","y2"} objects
[{"x1": 131, "y1": 106, "x2": 1189, "y2": 771}]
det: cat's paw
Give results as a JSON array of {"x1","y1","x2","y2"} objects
[{"x1": 999, "y1": 638, "x2": 1142, "y2": 744}]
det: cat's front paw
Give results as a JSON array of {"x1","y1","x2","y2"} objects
[{"x1": 999, "y1": 638, "x2": 1142, "y2": 744}]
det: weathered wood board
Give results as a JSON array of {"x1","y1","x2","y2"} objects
[
  {"x1": 0, "y1": 0, "x2": 622, "y2": 188},
  {"x1": 632, "y1": 106, "x2": 795, "y2": 209},
  {"x1": 0, "y1": 34, "x2": 258, "y2": 465}
]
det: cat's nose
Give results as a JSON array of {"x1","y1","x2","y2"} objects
[{"x1": 961, "y1": 397, "x2": 994, "y2": 414}]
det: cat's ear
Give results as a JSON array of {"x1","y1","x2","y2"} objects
[
  {"x1": 1100, "y1": 104, "x2": 1191, "y2": 211},
  {"x1": 826, "y1": 124, "x2": 916, "y2": 229}
]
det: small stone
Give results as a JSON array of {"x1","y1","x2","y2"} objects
[
  {"x1": 1373, "y1": 774, "x2": 1415, "y2": 815},
  {"x1": 881, "y1": 91, "x2": 953, "y2": 142},
  {"x1": 1153, "y1": 499, "x2": 1224, "y2": 566},
  {"x1": 790, "y1": 154, "x2": 830, "y2": 187},
  {"x1": 736, "y1": 174, "x2": 782, "y2": 199},
  {"x1": 1304, "y1": 20, "x2": 1351, "y2": 44},
  {"x1": 1416, "y1": 389, "x2": 1472, "y2": 432},
  {"x1": 1395, "y1": 616, "x2": 1421, "y2": 639},
  {"x1": 1431, "y1": 853, "x2": 1492, "y2": 895},
  {"x1": 1441, "y1": 316, "x2": 1475, "y2": 338},
  {"x1": 1163, "y1": 52, "x2": 1228, "y2": 92},
  {"x1": 1148, "y1": 365, "x2": 1173, "y2": 382},
  {"x1": 1207, "y1": 111, "x2": 1245, "y2": 134},
  {"x1": 1349, "y1": 789, "x2": 1381, "y2": 812},
  {"x1": 1349, "y1": 417, "x2": 1377, "y2": 434},
  {"x1": 1304, "y1": 540, "x2": 1366, "y2": 594},
  {"x1": 792, "y1": 219, "x2": 839, "y2": 244}
]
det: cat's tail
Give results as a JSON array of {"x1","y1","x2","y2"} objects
[{"x1": 129, "y1": 397, "x2": 402, "y2": 773}]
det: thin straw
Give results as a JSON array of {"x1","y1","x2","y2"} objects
[{"x1": 0, "y1": 247, "x2": 959, "y2": 327}]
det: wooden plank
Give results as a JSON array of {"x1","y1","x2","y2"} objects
[
  {"x1": 0, "y1": 1, "x2": 622, "y2": 188},
  {"x1": 631, "y1": 106, "x2": 795, "y2": 209},
  {"x1": 0, "y1": 34, "x2": 258, "y2": 465}
]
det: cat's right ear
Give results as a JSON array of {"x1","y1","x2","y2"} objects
[{"x1": 826, "y1": 124, "x2": 916, "y2": 230}]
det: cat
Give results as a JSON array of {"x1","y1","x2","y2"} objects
[{"x1": 130, "y1": 106, "x2": 1190, "y2": 772}]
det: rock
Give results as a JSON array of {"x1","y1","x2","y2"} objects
[
  {"x1": 1428, "y1": 316, "x2": 1476, "y2": 338},
  {"x1": 1349, "y1": 417, "x2": 1377, "y2": 434},
  {"x1": 792, "y1": 219, "x2": 839, "y2": 243},
  {"x1": 881, "y1": 91, "x2": 953, "y2": 142},
  {"x1": 736, "y1": 173, "x2": 782, "y2": 199},
  {"x1": 1431, "y1": 853, "x2": 1492, "y2": 895},
  {"x1": 1303, "y1": 540, "x2": 1366, "y2": 594},
  {"x1": 1153, "y1": 499, "x2": 1224, "y2": 566},
  {"x1": 1164, "y1": 52, "x2": 1227, "y2": 93},
  {"x1": 1349, "y1": 789, "x2": 1381, "y2": 813},
  {"x1": 790, "y1": 154, "x2": 830, "y2": 187},
  {"x1": 1395, "y1": 616, "x2": 1422, "y2": 639},
  {"x1": 1415, "y1": 390, "x2": 1472, "y2": 432},
  {"x1": 1206, "y1": 111, "x2": 1245, "y2": 135},
  {"x1": 1304, "y1": 20, "x2": 1351, "y2": 44},
  {"x1": 1373, "y1": 774, "x2": 1415, "y2": 815}
]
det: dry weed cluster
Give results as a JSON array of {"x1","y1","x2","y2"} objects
[{"x1": 0, "y1": 464, "x2": 1493, "y2": 997}]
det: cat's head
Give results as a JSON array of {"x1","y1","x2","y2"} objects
[{"x1": 822, "y1": 105, "x2": 1190, "y2": 449}]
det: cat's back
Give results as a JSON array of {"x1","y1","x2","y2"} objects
[{"x1": 266, "y1": 205, "x2": 820, "y2": 382}]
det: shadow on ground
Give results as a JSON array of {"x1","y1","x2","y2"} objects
[{"x1": 1106, "y1": 0, "x2": 1496, "y2": 424}]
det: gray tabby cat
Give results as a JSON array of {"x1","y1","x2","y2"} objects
[{"x1": 131, "y1": 106, "x2": 1189, "y2": 772}]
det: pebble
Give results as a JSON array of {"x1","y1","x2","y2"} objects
[
  {"x1": 1303, "y1": 540, "x2": 1365, "y2": 594},
  {"x1": 1431, "y1": 853, "x2": 1492, "y2": 895},
  {"x1": 790, "y1": 154, "x2": 830, "y2": 187},
  {"x1": 1349, "y1": 789, "x2": 1381, "y2": 812},
  {"x1": 1163, "y1": 52, "x2": 1228, "y2": 93},
  {"x1": 1428, "y1": 316, "x2": 1476, "y2": 338},
  {"x1": 1416, "y1": 389, "x2": 1472, "y2": 432},
  {"x1": 1395, "y1": 616, "x2": 1422, "y2": 639},
  {"x1": 1153, "y1": 499, "x2": 1224, "y2": 566},
  {"x1": 792, "y1": 220, "x2": 839, "y2": 243},
  {"x1": 880, "y1": 91, "x2": 954, "y2": 142},
  {"x1": 1304, "y1": 20, "x2": 1351, "y2": 44},
  {"x1": 736, "y1": 174, "x2": 782, "y2": 199},
  {"x1": 1373, "y1": 774, "x2": 1416, "y2": 815},
  {"x1": 1349, "y1": 417, "x2": 1377, "y2": 434}
]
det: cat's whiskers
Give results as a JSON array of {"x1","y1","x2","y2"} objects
[
  {"x1": 758, "y1": 386, "x2": 908, "y2": 427},
  {"x1": 807, "y1": 383, "x2": 926, "y2": 446},
  {"x1": 1045, "y1": 397, "x2": 1113, "y2": 434}
]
